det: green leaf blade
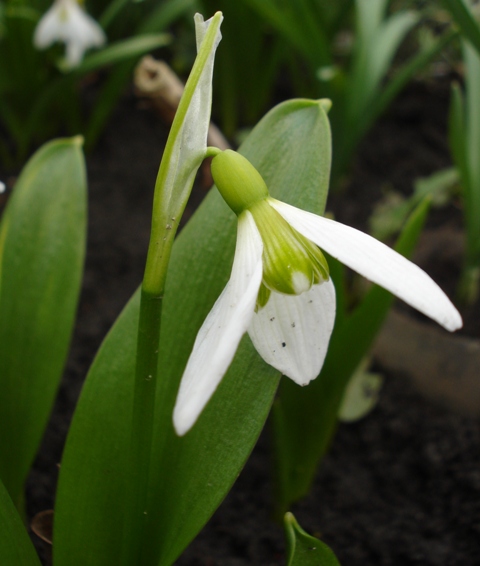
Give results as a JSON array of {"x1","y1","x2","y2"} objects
[
  {"x1": 441, "y1": 0, "x2": 480, "y2": 55},
  {"x1": 73, "y1": 34, "x2": 171, "y2": 75},
  {"x1": 0, "y1": 138, "x2": 87, "y2": 505},
  {"x1": 0, "y1": 478, "x2": 42, "y2": 566},
  {"x1": 53, "y1": 99, "x2": 331, "y2": 566},
  {"x1": 284, "y1": 512, "x2": 341, "y2": 566},
  {"x1": 273, "y1": 197, "x2": 431, "y2": 513}
]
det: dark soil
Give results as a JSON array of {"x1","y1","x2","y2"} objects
[{"x1": 12, "y1": 80, "x2": 480, "y2": 564}]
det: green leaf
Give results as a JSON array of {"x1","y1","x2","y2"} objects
[
  {"x1": 355, "y1": 0, "x2": 388, "y2": 42},
  {"x1": 451, "y1": 81, "x2": 468, "y2": 179},
  {"x1": 0, "y1": 138, "x2": 86, "y2": 506},
  {"x1": 441, "y1": 0, "x2": 480, "y2": 55},
  {"x1": 348, "y1": 8, "x2": 419, "y2": 125},
  {"x1": 463, "y1": 40, "x2": 480, "y2": 263},
  {"x1": 53, "y1": 99, "x2": 332, "y2": 566},
  {"x1": 0, "y1": 478, "x2": 42, "y2": 566},
  {"x1": 273, "y1": 197, "x2": 431, "y2": 514},
  {"x1": 138, "y1": 0, "x2": 195, "y2": 35},
  {"x1": 284, "y1": 512, "x2": 341, "y2": 566},
  {"x1": 243, "y1": 0, "x2": 331, "y2": 69},
  {"x1": 70, "y1": 34, "x2": 171, "y2": 75}
]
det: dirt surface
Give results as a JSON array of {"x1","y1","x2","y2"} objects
[{"x1": 12, "y1": 81, "x2": 480, "y2": 564}]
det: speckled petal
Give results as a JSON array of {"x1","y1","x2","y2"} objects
[{"x1": 248, "y1": 278, "x2": 336, "y2": 385}]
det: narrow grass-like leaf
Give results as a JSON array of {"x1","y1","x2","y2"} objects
[
  {"x1": 453, "y1": 37, "x2": 480, "y2": 300},
  {"x1": 369, "y1": 30, "x2": 455, "y2": 137},
  {"x1": 464, "y1": 41, "x2": 480, "y2": 260},
  {"x1": 53, "y1": 99, "x2": 331, "y2": 566},
  {"x1": 139, "y1": 0, "x2": 195, "y2": 35},
  {"x1": 284, "y1": 512, "x2": 341, "y2": 566},
  {"x1": 355, "y1": 0, "x2": 387, "y2": 44},
  {"x1": 0, "y1": 138, "x2": 86, "y2": 507},
  {"x1": 441, "y1": 0, "x2": 480, "y2": 55},
  {"x1": 0, "y1": 478, "x2": 42, "y2": 566},
  {"x1": 244, "y1": 0, "x2": 331, "y2": 68},
  {"x1": 273, "y1": 198, "x2": 431, "y2": 513},
  {"x1": 72, "y1": 34, "x2": 170, "y2": 74},
  {"x1": 348, "y1": 9, "x2": 418, "y2": 128}
]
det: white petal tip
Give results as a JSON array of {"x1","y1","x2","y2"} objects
[
  {"x1": 173, "y1": 401, "x2": 198, "y2": 436},
  {"x1": 442, "y1": 310, "x2": 463, "y2": 332},
  {"x1": 173, "y1": 415, "x2": 190, "y2": 437}
]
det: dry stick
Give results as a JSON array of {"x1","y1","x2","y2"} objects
[{"x1": 134, "y1": 56, "x2": 231, "y2": 153}]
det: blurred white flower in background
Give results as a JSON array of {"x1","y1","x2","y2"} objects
[{"x1": 34, "y1": 0, "x2": 106, "y2": 67}]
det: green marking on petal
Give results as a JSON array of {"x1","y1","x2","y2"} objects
[
  {"x1": 250, "y1": 199, "x2": 329, "y2": 297},
  {"x1": 211, "y1": 150, "x2": 330, "y2": 300},
  {"x1": 255, "y1": 283, "x2": 271, "y2": 312}
]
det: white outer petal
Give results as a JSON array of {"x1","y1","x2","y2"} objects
[
  {"x1": 271, "y1": 200, "x2": 462, "y2": 332},
  {"x1": 248, "y1": 279, "x2": 336, "y2": 385},
  {"x1": 173, "y1": 212, "x2": 263, "y2": 436}
]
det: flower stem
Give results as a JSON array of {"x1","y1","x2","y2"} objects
[
  {"x1": 120, "y1": 14, "x2": 222, "y2": 563},
  {"x1": 121, "y1": 202, "x2": 176, "y2": 565},
  {"x1": 121, "y1": 289, "x2": 162, "y2": 565}
]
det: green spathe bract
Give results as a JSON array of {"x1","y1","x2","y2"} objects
[
  {"x1": 0, "y1": 137, "x2": 86, "y2": 508},
  {"x1": 53, "y1": 98, "x2": 331, "y2": 566}
]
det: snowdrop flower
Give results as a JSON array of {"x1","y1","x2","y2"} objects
[
  {"x1": 34, "y1": 0, "x2": 106, "y2": 67},
  {"x1": 173, "y1": 149, "x2": 462, "y2": 435}
]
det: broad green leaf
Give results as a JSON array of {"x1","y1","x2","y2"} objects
[
  {"x1": 273, "y1": 197, "x2": 431, "y2": 514},
  {"x1": 284, "y1": 512, "x2": 341, "y2": 566},
  {"x1": 0, "y1": 138, "x2": 86, "y2": 506},
  {"x1": 53, "y1": 99, "x2": 332, "y2": 566},
  {"x1": 71, "y1": 34, "x2": 171, "y2": 74},
  {"x1": 0, "y1": 478, "x2": 42, "y2": 566}
]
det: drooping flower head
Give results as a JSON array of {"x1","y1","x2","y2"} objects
[
  {"x1": 173, "y1": 149, "x2": 462, "y2": 435},
  {"x1": 34, "y1": 0, "x2": 106, "y2": 67}
]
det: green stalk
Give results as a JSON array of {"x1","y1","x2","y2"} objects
[{"x1": 120, "y1": 13, "x2": 222, "y2": 565}]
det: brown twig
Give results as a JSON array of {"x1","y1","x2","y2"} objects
[{"x1": 134, "y1": 56, "x2": 231, "y2": 153}]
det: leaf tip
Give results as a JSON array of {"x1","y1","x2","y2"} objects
[{"x1": 318, "y1": 98, "x2": 332, "y2": 114}]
